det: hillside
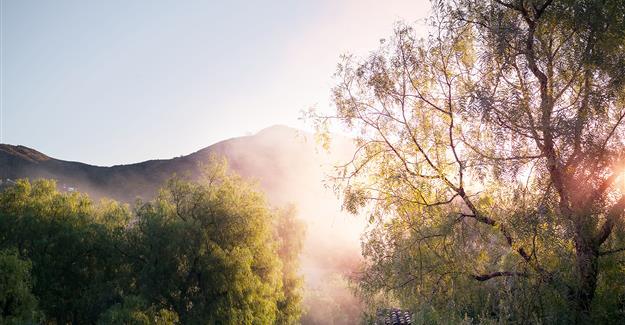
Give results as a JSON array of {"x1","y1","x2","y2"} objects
[{"x1": 1, "y1": 126, "x2": 325, "y2": 201}]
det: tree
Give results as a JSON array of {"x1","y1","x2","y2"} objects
[
  {"x1": 0, "y1": 179, "x2": 132, "y2": 323},
  {"x1": 128, "y1": 157, "x2": 304, "y2": 324},
  {"x1": 274, "y1": 206, "x2": 306, "y2": 325},
  {"x1": 97, "y1": 295, "x2": 179, "y2": 325},
  {"x1": 314, "y1": 0, "x2": 625, "y2": 322},
  {"x1": 0, "y1": 158, "x2": 305, "y2": 323},
  {"x1": 0, "y1": 250, "x2": 40, "y2": 324}
]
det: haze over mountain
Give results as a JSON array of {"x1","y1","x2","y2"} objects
[
  {"x1": 1, "y1": 125, "x2": 318, "y2": 200},
  {"x1": 0, "y1": 124, "x2": 367, "y2": 323}
]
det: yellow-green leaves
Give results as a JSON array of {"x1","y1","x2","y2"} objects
[{"x1": 0, "y1": 162, "x2": 304, "y2": 324}]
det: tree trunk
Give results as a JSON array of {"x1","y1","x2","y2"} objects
[{"x1": 573, "y1": 237, "x2": 599, "y2": 323}]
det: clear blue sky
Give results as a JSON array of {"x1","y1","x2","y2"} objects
[{"x1": 1, "y1": 0, "x2": 430, "y2": 166}]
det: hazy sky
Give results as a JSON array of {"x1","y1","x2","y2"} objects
[{"x1": 2, "y1": 0, "x2": 430, "y2": 166}]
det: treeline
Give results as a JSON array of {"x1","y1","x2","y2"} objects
[{"x1": 0, "y1": 157, "x2": 305, "y2": 324}]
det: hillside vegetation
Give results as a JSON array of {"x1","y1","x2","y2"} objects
[{"x1": 0, "y1": 157, "x2": 304, "y2": 324}]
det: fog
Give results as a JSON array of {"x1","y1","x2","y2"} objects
[{"x1": 213, "y1": 126, "x2": 368, "y2": 324}]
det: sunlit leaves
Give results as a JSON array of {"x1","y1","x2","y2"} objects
[
  {"x1": 130, "y1": 160, "x2": 297, "y2": 324},
  {"x1": 0, "y1": 160, "x2": 305, "y2": 324},
  {"x1": 0, "y1": 179, "x2": 132, "y2": 323},
  {"x1": 319, "y1": 0, "x2": 625, "y2": 322}
]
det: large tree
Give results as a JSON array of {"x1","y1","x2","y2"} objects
[
  {"x1": 127, "y1": 157, "x2": 304, "y2": 324},
  {"x1": 316, "y1": 0, "x2": 625, "y2": 322}
]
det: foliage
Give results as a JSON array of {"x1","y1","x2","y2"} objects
[
  {"x1": 129, "y1": 157, "x2": 289, "y2": 324},
  {"x1": 313, "y1": 0, "x2": 625, "y2": 323},
  {"x1": 0, "y1": 249, "x2": 40, "y2": 324},
  {"x1": 0, "y1": 179, "x2": 132, "y2": 323},
  {"x1": 274, "y1": 206, "x2": 306, "y2": 325},
  {"x1": 0, "y1": 156, "x2": 304, "y2": 324},
  {"x1": 97, "y1": 296, "x2": 179, "y2": 325}
]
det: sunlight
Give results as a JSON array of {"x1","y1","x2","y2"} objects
[{"x1": 3, "y1": 0, "x2": 625, "y2": 323}]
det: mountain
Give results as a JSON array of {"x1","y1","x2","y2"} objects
[
  {"x1": 0, "y1": 125, "x2": 366, "y2": 324},
  {"x1": 1, "y1": 125, "x2": 326, "y2": 202}
]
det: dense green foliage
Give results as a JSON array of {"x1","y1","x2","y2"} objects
[
  {"x1": 0, "y1": 249, "x2": 40, "y2": 324},
  {"x1": 314, "y1": 0, "x2": 625, "y2": 323},
  {"x1": 97, "y1": 296, "x2": 179, "y2": 325},
  {"x1": 0, "y1": 180, "x2": 130, "y2": 323},
  {"x1": 0, "y1": 158, "x2": 304, "y2": 324}
]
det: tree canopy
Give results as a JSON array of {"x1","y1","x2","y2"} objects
[
  {"x1": 0, "y1": 156, "x2": 304, "y2": 324},
  {"x1": 0, "y1": 249, "x2": 40, "y2": 324},
  {"x1": 314, "y1": 0, "x2": 625, "y2": 322}
]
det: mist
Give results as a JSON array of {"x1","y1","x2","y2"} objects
[{"x1": 210, "y1": 126, "x2": 368, "y2": 324}]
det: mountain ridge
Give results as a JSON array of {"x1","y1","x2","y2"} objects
[{"x1": 0, "y1": 125, "x2": 312, "y2": 202}]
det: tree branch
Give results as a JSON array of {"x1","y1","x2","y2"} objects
[
  {"x1": 595, "y1": 195, "x2": 625, "y2": 247},
  {"x1": 473, "y1": 271, "x2": 528, "y2": 282},
  {"x1": 599, "y1": 247, "x2": 625, "y2": 257}
]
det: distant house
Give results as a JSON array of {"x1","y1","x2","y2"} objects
[
  {"x1": 60, "y1": 184, "x2": 77, "y2": 192},
  {"x1": 0, "y1": 178, "x2": 17, "y2": 191}
]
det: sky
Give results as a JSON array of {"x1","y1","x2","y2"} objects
[{"x1": 1, "y1": 0, "x2": 431, "y2": 166}]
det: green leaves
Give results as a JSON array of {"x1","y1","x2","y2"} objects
[
  {"x1": 0, "y1": 250, "x2": 40, "y2": 324},
  {"x1": 97, "y1": 296, "x2": 179, "y2": 325},
  {"x1": 0, "y1": 159, "x2": 305, "y2": 324},
  {"x1": 129, "y1": 164, "x2": 303, "y2": 324},
  {"x1": 0, "y1": 179, "x2": 130, "y2": 323},
  {"x1": 319, "y1": 0, "x2": 625, "y2": 322}
]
